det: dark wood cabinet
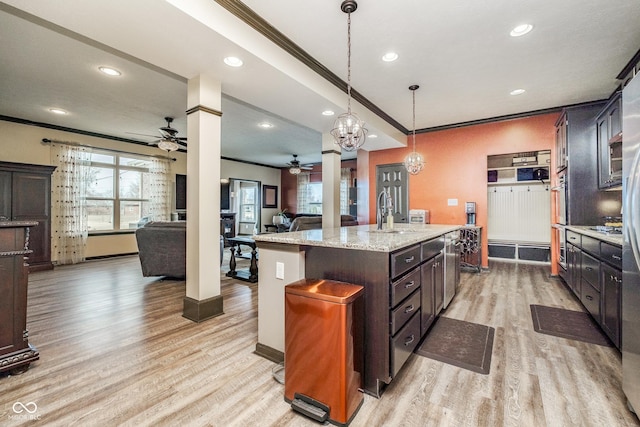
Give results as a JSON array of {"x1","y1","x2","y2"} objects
[
  {"x1": 303, "y1": 233, "x2": 447, "y2": 397},
  {"x1": 0, "y1": 162, "x2": 55, "y2": 271},
  {"x1": 563, "y1": 228, "x2": 622, "y2": 349},
  {"x1": 597, "y1": 92, "x2": 623, "y2": 189},
  {"x1": 0, "y1": 221, "x2": 39, "y2": 374},
  {"x1": 555, "y1": 103, "x2": 621, "y2": 225}
]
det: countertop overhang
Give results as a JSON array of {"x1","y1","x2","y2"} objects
[{"x1": 252, "y1": 224, "x2": 462, "y2": 252}]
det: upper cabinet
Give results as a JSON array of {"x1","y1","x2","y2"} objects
[
  {"x1": 597, "y1": 92, "x2": 623, "y2": 189},
  {"x1": 555, "y1": 112, "x2": 568, "y2": 172}
]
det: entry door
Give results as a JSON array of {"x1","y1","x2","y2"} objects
[{"x1": 376, "y1": 163, "x2": 409, "y2": 223}]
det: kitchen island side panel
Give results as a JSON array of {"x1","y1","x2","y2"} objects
[{"x1": 303, "y1": 245, "x2": 390, "y2": 397}]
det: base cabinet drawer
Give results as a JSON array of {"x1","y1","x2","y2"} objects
[
  {"x1": 581, "y1": 252, "x2": 600, "y2": 290},
  {"x1": 391, "y1": 245, "x2": 421, "y2": 279},
  {"x1": 580, "y1": 280, "x2": 601, "y2": 320},
  {"x1": 601, "y1": 242, "x2": 622, "y2": 270},
  {"x1": 390, "y1": 290, "x2": 420, "y2": 335},
  {"x1": 391, "y1": 268, "x2": 421, "y2": 307},
  {"x1": 390, "y1": 312, "x2": 421, "y2": 377}
]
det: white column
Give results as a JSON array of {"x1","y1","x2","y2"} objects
[
  {"x1": 183, "y1": 74, "x2": 223, "y2": 322},
  {"x1": 322, "y1": 133, "x2": 341, "y2": 228}
]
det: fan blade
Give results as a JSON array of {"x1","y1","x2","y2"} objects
[
  {"x1": 125, "y1": 131, "x2": 162, "y2": 139},
  {"x1": 176, "y1": 140, "x2": 187, "y2": 147}
]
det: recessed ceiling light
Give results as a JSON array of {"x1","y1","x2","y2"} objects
[
  {"x1": 510, "y1": 88, "x2": 526, "y2": 96},
  {"x1": 322, "y1": 110, "x2": 335, "y2": 116},
  {"x1": 510, "y1": 24, "x2": 533, "y2": 37},
  {"x1": 382, "y1": 52, "x2": 398, "y2": 62},
  {"x1": 258, "y1": 122, "x2": 273, "y2": 129},
  {"x1": 98, "y1": 66, "x2": 121, "y2": 76},
  {"x1": 369, "y1": 134, "x2": 378, "y2": 138},
  {"x1": 224, "y1": 56, "x2": 243, "y2": 67},
  {"x1": 49, "y1": 108, "x2": 68, "y2": 115}
]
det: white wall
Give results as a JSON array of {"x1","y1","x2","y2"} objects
[{"x1": 0, "y1": 119, "x2": 282, "y2": 259}]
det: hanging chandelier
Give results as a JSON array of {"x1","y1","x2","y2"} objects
[
  {"x1": 330, "y1": 0, "x2": 367, "y2": 152},
  {"x1": 404, "y1": 85, "x2": 425, "y2": 175}
]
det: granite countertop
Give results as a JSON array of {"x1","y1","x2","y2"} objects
[
  {"x1": 252, "y1": 223, "x2": 462, "y2": 252},
  {"x1": 566, "y1": 225, "x2": 623, "y2": 247}
]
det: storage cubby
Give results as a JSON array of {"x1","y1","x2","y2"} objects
[{"x1": 487, "y1": 150, "x2": 551, "y2": 185}]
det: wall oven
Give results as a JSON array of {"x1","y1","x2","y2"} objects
[{"x1": 552, "y1": 171, "x2": 567, "y2": 225}]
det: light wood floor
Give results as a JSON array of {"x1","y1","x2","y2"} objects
[{"x1": 1, "y1": 256, "x2": 638, "y2": 426}]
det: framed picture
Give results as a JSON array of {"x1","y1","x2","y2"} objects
[{"x1": 262, "y1": 185, "x2": 278, "y2": 208}]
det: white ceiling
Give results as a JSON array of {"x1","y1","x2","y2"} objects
[{"x1": 1, "y1": 0, "x2": 639, "y2": 168}]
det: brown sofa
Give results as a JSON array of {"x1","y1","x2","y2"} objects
[
  {"x1": 135, "y1": 221, "x2": 224, "y2": 278},
  {"x1": 288, "y1": 215, "x2": 358, "y2": 231}
]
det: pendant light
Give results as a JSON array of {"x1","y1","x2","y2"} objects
[
  {"x1": 330, "y1": 0, "x2": 367, "y2": 152},
  {"x1": 404, "y1": 85, "x2": 425, "y2": 175}
]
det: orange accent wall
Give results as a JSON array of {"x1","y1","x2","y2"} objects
[{"x1": 368, "y1": 113, "x2": 560, "y2": 268}]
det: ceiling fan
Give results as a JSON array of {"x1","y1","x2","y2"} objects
[
  {"x1": 127, "y1": 117, "x2": 187, "y2": 152},
  {"x1": 286, "y1": 154, "x2": 313, "y2": 175}
]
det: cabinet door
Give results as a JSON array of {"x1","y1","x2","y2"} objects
[
  {"x1": 609, "y1": 95, "x2": 622, "y2": 139},
  {"x1": 433, "y1": 252, "x2": 444, "y2": 314},
  {"x1": 566, "y1": 244, "x2": 581, "y2": 297},
  {"x1": 0, "y1": 171, "x2": 10, "y2": 220},
  {"x1": 601, "y1": 263, "x2": 621, "y2": 348},
  {"x1": 11, "y1": 172, "x2": 51, "y2": 268},
  {"x1": 597, "y1": 115, "x2": 612, "y2": 188},
  {"x1": 420, "y1": 258, "x2": 435, "y2": 335}
]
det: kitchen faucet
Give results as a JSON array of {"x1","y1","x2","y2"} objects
[{"x1": 376, "y1": 189, "x2": 393, "y2": 230}]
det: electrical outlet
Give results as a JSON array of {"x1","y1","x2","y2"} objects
[
  {"x1": 447, "y1": 198, "x2": 458, "y2": 206},
  {"x1": 276, "y1": 262, "x2": 284, "y2": 280}
]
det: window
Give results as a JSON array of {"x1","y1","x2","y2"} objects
[
  {"x1": 86, "y1": 152, "x2": 156, "y2": 232},
  {"x1": 297, "y1": 169, "x2": 352, "y2": 214}
]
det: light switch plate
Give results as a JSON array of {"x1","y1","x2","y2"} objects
[{"x1": 276, "y1": 262, "x2": 284, "y2": 280}]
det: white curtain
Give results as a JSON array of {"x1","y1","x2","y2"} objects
[
  {"x1": 50, "y1": 143, "x2": 91, "y2": 265},
  {"x1": 145, "y1": 157, "x2": 172, "y2": 221},
  {"x1": 296, "y1": 172, "x2": 310, "y2": 213},
  {"x1": 340, "y1": 168, "x2": 351, "y2": 215}
]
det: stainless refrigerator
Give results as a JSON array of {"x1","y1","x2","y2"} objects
[{"x1": 623, "y1": 72, "x2": 640, "y2": 414}]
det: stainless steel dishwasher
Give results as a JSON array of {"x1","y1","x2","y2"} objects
[{"x1": 443, "y1": 231, "x2": 461, "y2": 309}]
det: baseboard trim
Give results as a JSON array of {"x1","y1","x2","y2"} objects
[
  {"x1": 182, "y1": 295, "x2": 224, "y2": 323},
  {"x1": 254, "y1": 342, "x2": 284, "y2": 363}
]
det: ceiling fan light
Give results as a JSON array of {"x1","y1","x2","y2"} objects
[
  {"x1": 158, "y1": 139, "x2": 179, "y2": 152},
  {"x1": 289, "y1": 166, "x2": 302, "y2": 175}
]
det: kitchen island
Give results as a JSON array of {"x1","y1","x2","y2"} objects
[{"x1": 253, "y1": 223, "x2": 460, "y2": 397}]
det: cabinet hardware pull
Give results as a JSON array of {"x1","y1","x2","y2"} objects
[
  {"x1": 586, "y1": 267, "x2": 593, "y2": 271},
  {"x1": 404, "y1": 281, "x2": 415, "y2": 288},
  {"x1": 612, "y1": 255, "x2": 622, "y2": 261},
  {"x1": 404, "y1": 304, "x2": 414, "y2": 313},
  {"x1": 404, "y1": 335, "x2": 415, "y2": 346},
  {"x1": 586, "y1": 295, "x2": 593, "y2": 301},
  {"x1": 570, "y1": 236, "x2": 576, "y2": 240},
  {"x1": 405, "y1": 256, "x2": 415, "y2": 263}
]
